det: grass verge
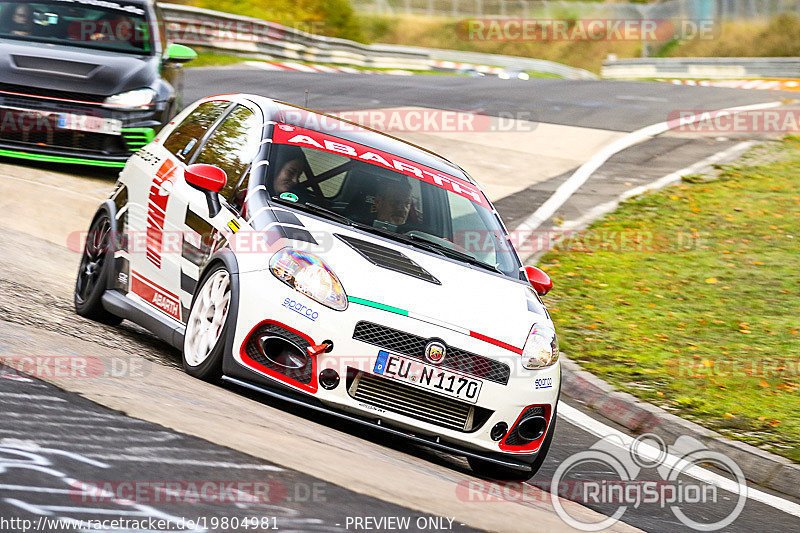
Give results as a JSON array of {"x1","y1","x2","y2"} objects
[
  {"x1": 185, "y1": 52, "x2": 250, "y2": 68},
  {"x1": 539, "y1": 137, "x2": 800, "y2": 462}
]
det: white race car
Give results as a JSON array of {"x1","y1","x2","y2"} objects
[{"x1": 74, "y1": 94, "x2": 561, "y2": 479}]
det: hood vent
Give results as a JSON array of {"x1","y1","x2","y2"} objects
[
  {"x1": 336, "y1": 234, "x2": 440, "y2": 285},
  {"x1": 11, "y1": 55, "x2": 99, "y2": 78}
]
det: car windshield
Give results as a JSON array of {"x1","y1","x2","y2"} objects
[
  {"x1": 267, "y1": 124, "x2": 521, "y2": 278},
  {"x1": 0, "y1": 1, "x2": 154, "y2": 55}
]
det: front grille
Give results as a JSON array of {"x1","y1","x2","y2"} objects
[
  {"x1": 353, "y1": 321, "x2": 511, "y2": 385},
  {"x1": 336, "y1": 234, "x2": 440, "y2": 285},
  {"x1": 0, "y1": 83, "x2": 107, "y2": 103},
  {"x1": 347, "y1": 369, "x2": 492, "y2": 432},
  {"x1": 243, "y1": 323, "x2": 313, "y2": 384}
]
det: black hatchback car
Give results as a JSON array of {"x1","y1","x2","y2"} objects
[{"x1": 0, "y1": 0, "x2": 194, "y2": 168}]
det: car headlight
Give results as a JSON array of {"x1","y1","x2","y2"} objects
[
  {"x1": 104, "y1": 88, "x2": 156, "y2": 108},
  {"x1": 269, "y1": 249, "x2": 348, "y2": 311},
  {"x1": 521, "y1": 324, "x2": 559, "y2": 369}
]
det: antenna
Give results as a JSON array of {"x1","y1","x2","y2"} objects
[{"x1": 304, "y1": 89, "x2": 309, "y2": 108}]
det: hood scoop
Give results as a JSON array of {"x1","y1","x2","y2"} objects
[
  {"x1": 336, "y1": 234, "x2": 440, "y2": 285},
  {"x1": 11, "y1": 55, "x2": 100, "y2": 78}
]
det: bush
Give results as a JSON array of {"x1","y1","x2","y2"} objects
[{"x1": 190, "y1": 0, "x2": 363, "y2": 41}]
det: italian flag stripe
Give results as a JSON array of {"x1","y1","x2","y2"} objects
[
  {"x1": 350, "y1": 296, "x2": 522, "y2": 353},
  {"x1": 349, "y1": 297, "x2": 408, "y2": 316}
]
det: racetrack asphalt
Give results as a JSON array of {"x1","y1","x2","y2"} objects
[{"x1": 183, "y1": 68, "x2": 786, "y2": 132}]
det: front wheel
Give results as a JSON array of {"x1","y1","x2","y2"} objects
[
  {"x1": 182, "y1": 264, "x2": 232, "y2": 381},
  {"x1": 74, "y1": 211, "x2": 122, "y2": 325}
]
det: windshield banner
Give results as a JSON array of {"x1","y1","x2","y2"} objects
[{"x1": 272, "y1": 123, "x2": 490, "y2": 209}]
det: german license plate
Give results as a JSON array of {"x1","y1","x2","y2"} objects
[
  {"x1": 373, "y1": 350, "x2": 482, "y2": 403},
  {"x1": 58, "y1": 112, "x2": 122, "y2": 135}
]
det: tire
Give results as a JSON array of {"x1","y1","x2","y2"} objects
[
  {"x1": 74, "y1": 211, "x2": 123, "y2": 325},
  {"x1": 182, "y1": 263, "x2": 232, "y2": 381},
  {"x1": 468, "y1": 413, "x2": 557, "y2": 481}
]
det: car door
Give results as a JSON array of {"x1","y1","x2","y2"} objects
[
  {"x1": 164, "y1": 102, "x2": 264, "y2": 321},
  {"x1": 122, "y1": 99, "x2": 231, "y2": 324}
]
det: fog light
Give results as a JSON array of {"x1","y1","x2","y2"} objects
[
  {"x1": 319, "y1": 368, "x2": 340, "y2": 390},
  {"x1": 490, "y1": 422, "x2": 508, "y2": 441}
]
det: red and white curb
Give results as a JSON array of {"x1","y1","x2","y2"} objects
[
  {"x1": 244, "y1": 61, "x2": 413, "y2": 75},
  {"x1": 663, "y1": 78, "x2": 800, "y2": 91},
  {"x1": 431, "y1": 60, "x2": 505, "y2": 75}
]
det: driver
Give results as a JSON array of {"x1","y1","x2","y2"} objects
[
  {"x1": 374, "y1": 179, "x2": 413, "y2": 226},
  {"x1": 270, "y1": 145, "x2": 307, "y2": 197},
  {"x1": 5, "y1": 3, "x2": 33, "y2": 36}
]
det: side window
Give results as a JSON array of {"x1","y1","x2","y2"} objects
[
  {"x1": 162, "y1": 101, "x2": 230, "y2": 161},
  {"x1": 193, "y1": 105, "x2": 262, "y2": 209}
]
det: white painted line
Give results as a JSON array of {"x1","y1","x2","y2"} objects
[
  {"x1": 2, "y1": 413, "x2": 152, "y2": 424},
  {"x1": 558, "y1": 402, "x2": 800, "y2": 519},
  {"x1": 4, "y1": 420, "x2": 158, "y2": 430},
  {"x1": 0, "y1": 392, "x2": 66, "y2": 401},
  {"x1": 0, "y1": 485, "x2": 75, "y2": 494},
  {"x1": 0, "y1": 173, "x2": 107, "y2": 202},
  {"x1": 82, "y1": 455, "x2": 283, "y2": 470},
  {"x1": 513, "y1": 101, "x2": 783, "y2": 238},
  {"x1": 0, "y1": 430, "x2": 180, "y2": 443},
  {"x1": 559, "y1": 141, "x2": 755, "y2": 232}
]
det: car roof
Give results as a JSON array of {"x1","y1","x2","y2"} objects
[{"x1": 238, "y1": 95, "x2": 475, "y2": 184}]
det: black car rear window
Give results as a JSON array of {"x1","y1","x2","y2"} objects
[{"x1": 0, "y1": 1, "x2": 155, "y2": 55}]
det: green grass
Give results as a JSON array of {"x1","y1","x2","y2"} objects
[
  {"x1": 185, "y1": 52, "x2": 250, "y2": 68},
  {"x1": 539, "y1": 137, "x2": 800, "y2": 462}
]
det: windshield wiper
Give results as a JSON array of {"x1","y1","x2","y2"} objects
[
  {"x1": 405, "y1": 234, "x2": 502, "y2": 274},
  {"x1": 348, "y1": 221, "x2": 418, "y2": 245}
]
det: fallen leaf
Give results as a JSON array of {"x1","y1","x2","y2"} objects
[{"x1": 705, "y1": 277, "x2": 718, "y2": 284}]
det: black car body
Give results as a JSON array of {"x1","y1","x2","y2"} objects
[{"x1": 0, "y1": 0, "x2": 194, "y2": 168}]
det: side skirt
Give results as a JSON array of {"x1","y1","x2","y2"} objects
[{"x1": 102, "y1": 290, "x2": 185, "y2": 349}]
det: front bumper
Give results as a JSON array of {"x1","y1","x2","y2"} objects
[
  {"x1": 0, "y1": 87, "x2": 162, "y2": 167},
  {"x1": 226, "y1": 269, "x2": 561, "y2": 461}
]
